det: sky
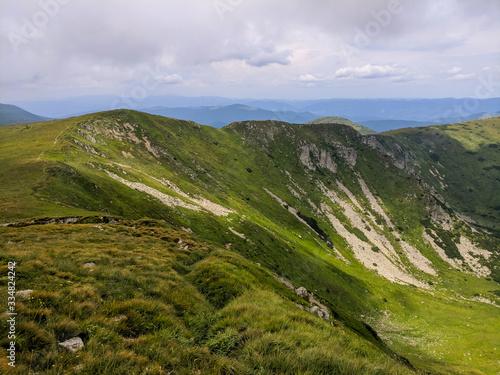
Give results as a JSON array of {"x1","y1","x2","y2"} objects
[{"x1": 1, "y1": 0, "x2": 499, "y2": 102}]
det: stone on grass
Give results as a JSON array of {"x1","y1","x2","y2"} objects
[{"x1": 59, "y1": 337, "x2": 84, "y2": 352}]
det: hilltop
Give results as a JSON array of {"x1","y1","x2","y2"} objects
[
  {"x1": 0, "y1": 110, "x2": 499, "y2": 374},
  {"x1": 307, "y1": 116, "x2": 377, "y2": 135}
]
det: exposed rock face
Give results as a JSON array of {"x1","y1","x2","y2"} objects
[
  {"x1": 300, "y1": 144, "x2": 337, "y2": 172},
  {"x1": 299, "y1": 142, "x2": 357, "y2": 172},
  {"x1": 331, "y1": 141, "x2": 357, "y2": 167},
  {"x1": 456, "y1": 236, "x2": 492, "y2": 277},
  {"x1": 429, "y1": 204, "x2": 453, "y2": 230},
  {"x1": 362, "y1": 135, "x2": 417, "y2": 173},
  {"x1": 59, "y1": 337, "x2": 84, "y2": 352}
]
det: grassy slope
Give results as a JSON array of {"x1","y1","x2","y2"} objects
[
  {"x1": 0, "y1": 220, "x2": 416, "y2": 374},
  {"x1": 0, "y1": 120, "x2": 98, "y2": 221},
  {"x1": 0, "y1": 111, "x2": 499, "y2": 374}
]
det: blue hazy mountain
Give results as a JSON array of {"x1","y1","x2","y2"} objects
[
  {"x1": 0, "y1": 103, "x2": 52, "y2": 126},
  {"x1": 140, "y1": 104, "x2": 317, "y2": 128}
]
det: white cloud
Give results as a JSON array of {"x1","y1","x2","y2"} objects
[
  {"x1": 246, "y1": 49, "x2": 292, "y2": 67},
  {"x1": 334, "y1": 64, "x2": 407, "y2": 80},
  {"x1": 447, "y1": 67, "x2": 462, "y2": 74},
  {"x1": 156, "y1": 74, "x2": 183, "y2": 85},
  {"x1": 449, "y1": 73, "x2": 476, "y2": 80},
  {"x1": 298, "y1": 74, "x2": 328, "y2": 82}
]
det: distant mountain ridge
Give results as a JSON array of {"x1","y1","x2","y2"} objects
[
  {"x1": 10, "y1": 95, "x2": 500, "y2": 129},
  {"x1": 360, "y1": 112, "x2": 500, "y2": 132},
  {"x1": 140, "y1": 104, "x2": 317, "y2": 128},
  {"x1": 0, "y1": 103, "x2": 52, "y2": 126}
]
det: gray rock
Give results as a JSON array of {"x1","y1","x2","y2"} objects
[
  {"x1": 295, "y1": 286, "x2": 309, "y2": 299},
  {"x1": 320, "y1": 309, "x2": 330, "y2": 321},
  {"x1": 309, "y1": 305, "x2": 324, "y2": 318},
  {"x1": 59, "y1": 337, "x2": 84, "y2": 352},
  {"x1": 308, "y1": 305, "x2": 330, "y2": 321}
]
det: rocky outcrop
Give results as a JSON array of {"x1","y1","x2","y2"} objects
[
  {"x1": 73, "y1": 139, "x2": 108, "y2": 157},
  {"x1": 331, "y1": 141, "x2": 357, "y2": 167},
  {"x1": 362, "y1": 135, "x2": 417, "y2": 173},
  {"x1": 272, "y1": 275, "x2": 331, "y2": 322}
]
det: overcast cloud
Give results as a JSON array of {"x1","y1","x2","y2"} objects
[{"x1": 1, "y1": 0, "x2": 499, "y2": 101}]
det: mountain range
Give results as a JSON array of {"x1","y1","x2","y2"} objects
[
  {"x1": 0, "y1": 110, "x2": 499, "y2": 374},
  {"x1": 6, "y1": 95, "x2": 499, "y2": 130},
  {"x1": 140, "y1": 104, "x2": 317, "y2": 128}
]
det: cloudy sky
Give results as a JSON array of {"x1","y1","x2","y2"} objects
[{"x1": 1, "y1": 0, "x2": 499, "y2": 102}]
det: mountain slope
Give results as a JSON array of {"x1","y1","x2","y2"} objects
[
  {"x1": 1, "y1": 110, "x2": 499, "y2": 374},
  {"x1": 0, "y1": 103, "x2": 52, "y2": 126},
  {"x1": 385, "y1": 117, "x2": 500, "y2": 233},
  {"x1": 307, "y1": 116, "x2": 377, "y2": 135}
]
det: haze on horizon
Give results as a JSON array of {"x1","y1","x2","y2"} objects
[{"x1": 1, "y1": 0, "x2": 499, "y2": 103}]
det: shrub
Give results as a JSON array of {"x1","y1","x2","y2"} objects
[
  {"x1": 189, "y1": 259, "x2": 251, "y2": 309},
  {"x1": 206, "y1": 328, "x2": 241, "y2": 355},
  {"x1": 104, "y1": 299, "x2": 179, "y2": 338},
  {"x1": 16, "y1": 321, "x2": 52, "y2": 351},
  {"x1": 68, "y1": 301, "x2": 97, "y2": 319},
  {"x1": 69, "y1": 285, "x2": 99, "y2": 301},
  {"x1": 32, "y1": 290, "x2": 62, "y2": 308},
  {"x1": 51, "y1": 319, "x2": 81, "y2": 341}
]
